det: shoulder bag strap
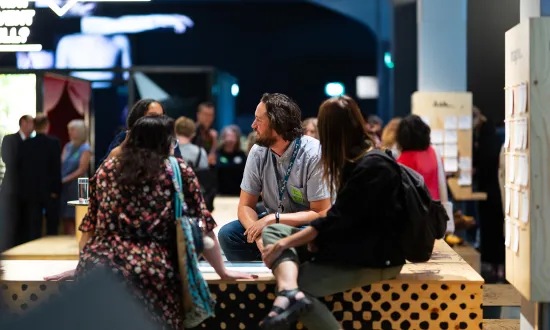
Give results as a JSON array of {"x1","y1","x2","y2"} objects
[
  {"x1": 169, "y1": 156, "x2": 186, "y2": 217},
  {"x1": 194, "y1": 146, "x2": 203, "y2": 169}
]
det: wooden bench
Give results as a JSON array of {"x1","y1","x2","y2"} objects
[
  {"x1": 452, "y1": 243, "x2": 481, "y2": 273},
  {"x1": 1, "y1": 240, "x2": 484, "y2": 329},
  {"x1": 483, "y1": 284, "x2": 520, "y2": 330}
]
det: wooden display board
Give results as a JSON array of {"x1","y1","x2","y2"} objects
[
  {"x1": 504, "y1": 17, "x2": 550, "y2": 302},
  {"x1": 412, "y1": 92, "x2": 473, "y2": 186}
]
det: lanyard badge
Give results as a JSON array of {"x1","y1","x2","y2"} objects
[{"x1": 272, "y1": 138, "x2": 301, "y2": 213}]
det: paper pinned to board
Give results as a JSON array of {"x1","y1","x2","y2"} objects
[
  {"x1": 444, "y1": 157, "x2": 458, "y2": 172},
  {"x1": 458, "y1": 157, "x2": 472, "y2": 171},
  {"x1": 520, "y1": 191, "x2": 529, "y2": 224},
  {"x1": 458, "y1": 171, "x2": 472, "y2": 186},
  {"x1": 505, "y1": 187, "x2": 511, "y2": 215},
  {"x1": 508, "y1": 154, "x2": 516, "y2": 183},
  {"x1": 513, "y1": 189, "x2": 520, "y2": 219},
  {"x1": 505, "y1": 218, "x2": 511, "y2": 247},
  {"x1": 504, "y1": 121, "x2": 510, "y2": 148},
  {"x1": 458, "y1": 115, "x2": 472, "y2": 130},
  {"x1": 431, "y1": 130, "x2": 444, "y2": 144},
  {"x1": 444, "y1": 116, "x2": 458, "y2": 129},
  {"x1": 517, "y1": 83, "x2": 527, "y2": 114},
  {"x1": 512, "y1": 223, "x2": 520, "y2": 253},
  {"x1": 443, "y1": 144, "x2": 458, "y2": 158},
  {"x1": 444, "y1": 130, "x2": 458, "y2": 144}
]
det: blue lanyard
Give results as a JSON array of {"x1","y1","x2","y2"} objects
[{"x1": 271, "y1": 138, "x2": 301, "y2": 212}]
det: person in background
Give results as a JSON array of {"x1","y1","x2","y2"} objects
[
  {"x1": 245, "y1": 131, "x2": 257, "y2": 155},
  {"x1": 0, "y1": 115, "x2": 34, "y2": 248},
  {"x1": 396, "y1": 115, "x2": 440, "y2": 199},
  {"x1": 18, "y1": 115, "x2": 62, "y2": 241},
  {"x1": 192, "y1": 102, "x2": 218, "y2": 166},
  {"x1": 473, "y1": 106, "x2": 505, "y2": 281},
  {"x1": 99, "y1": 99, "x2": 167, "y2": 164},
  {"x1": 44, "y1": 115, "x2": 254, "y2": 329},
  {"x1": 259, "y1": 95, "x2": 404, "y2": 330},
  {"x1": 302, "y1": 118, "x2": 318, "y2": 140},
  {"x1": 218, "y1": 93, "x2": 331, "y2": 262},
  {"x1": 380, "y1": 117, "x2": 401, "y2": 158},
  {"x1": 216, "y1": 125, "x2": 247, "y2": 196},
  {"x1": 174, "y1": 116, "x2": 209, "y2": 170},
  {"x1": 396, "y1": 115, "x2": 454, "y2": 234},
  {"x1": 59, "y1": 119, "x2": 91, "y2": 235},
  {"x1": 366, "y1": 114, "x2": 383, "y2": 138}
]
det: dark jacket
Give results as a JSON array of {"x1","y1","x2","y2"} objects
[
  {"x1": 310, "y1": 151, "x2": 406, "y2": 268},
  {"x1": 0, "y1": 133, "x2": 23, "y2": 195},
  {"x1": 18, "y1": 133, "x2": 62, "y2": 202}
]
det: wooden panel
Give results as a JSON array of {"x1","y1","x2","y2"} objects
[
  {"x1": 483, "y1": 284, "x2": 521, "y2": 307},
  {"x1": 412, "y1": 91, "x2": 473, "y2": 186},
  {"x1": 504, "y1": 17, "x2": 550, "y2": 302},
  {"x1": 483, "y1": 319, "x2": 520, "y2": 330},
  {"x1": 1, "y1": 278, "x2": 483, "y2": 330},
  {"x1": 2, "y1": 236, "x2": 79, "y2": 260}
]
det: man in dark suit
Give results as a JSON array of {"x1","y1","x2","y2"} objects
[
  {"x1": 18, "y1": 115, "x2": 62, "y2": 242},
  {"x1": 0, "y1": 115, "x2": 34, "y2": 249}
]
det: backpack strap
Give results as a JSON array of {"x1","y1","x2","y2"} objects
[{"x1": 194, "y1": 146, "x2": 203, "y2": 169}]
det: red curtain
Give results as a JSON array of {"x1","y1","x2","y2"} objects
[{"x1": 43, "y1": 74, "x2": 91, "y2": 148}]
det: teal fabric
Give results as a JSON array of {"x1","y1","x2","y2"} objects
[{"x1": 168, "y1": 156, "x2": 215, "y2": 328}]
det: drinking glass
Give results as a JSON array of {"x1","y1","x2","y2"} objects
[{"x1": 78, "y1": 177, "x2": 89, "y2": 203}]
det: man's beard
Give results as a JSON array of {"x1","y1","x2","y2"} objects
[{"x1": 255, "y1": 130, "x2": 277, "y2": 147}]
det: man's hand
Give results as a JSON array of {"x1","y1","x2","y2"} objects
[{"x1": 244, "y1": 214, "x2": 275, "y2": 243}]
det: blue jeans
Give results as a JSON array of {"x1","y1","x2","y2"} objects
[{"x1": 218, "y1": 220, "x2": 262, "y2": 262}]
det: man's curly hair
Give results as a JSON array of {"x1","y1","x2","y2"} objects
[{"x1": 261, "y1": 93, "x2": 303, "y2": 141}]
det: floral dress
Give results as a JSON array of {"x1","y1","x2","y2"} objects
[{"x1": 76, "y1": 157, "x2": 217, "y2": 329}]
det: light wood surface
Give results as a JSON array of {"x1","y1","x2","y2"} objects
[
  {"x1": 483, "y1": 319, "x2": 520, "y2": 330},
  {"x1": 1, "y1": 239, "x2": 483, "y2": 284},
  {"x1": 504, "y1": 17, "x2": 550, "y2": 302},
  {"x1": 453, "y1": 243, "x2": 481, "y2": 273},
  {"x1": 483, "y1": 284, "x2": 521, "y2": 307},
  {"x1": 2, "y1": 236, "x2": 79, "y2": 260},
  {"x1": 447, "y1": 177, "x2": 488, "y2": 201}
]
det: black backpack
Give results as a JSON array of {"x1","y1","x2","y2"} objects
[
  {"x1": 370, "y1": 149, "x2": 448, "y2": 263},
  {"x1": 190, "y1": 149, "x2": 217, "y2": 212}
]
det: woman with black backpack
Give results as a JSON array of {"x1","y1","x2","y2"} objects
[{"x1": 258, "y1": 96, "x2": 406, "y2": 330}]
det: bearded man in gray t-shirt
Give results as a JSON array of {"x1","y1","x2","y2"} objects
[{"x1": 218, "y1": 93, "x2": 331, "y2": 262}]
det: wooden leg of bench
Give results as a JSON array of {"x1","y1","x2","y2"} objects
[{"x1": 483, "y1": 319, "x2": 520, "y2": 330}]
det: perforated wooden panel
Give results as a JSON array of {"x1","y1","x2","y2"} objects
[{"x1": 1, "y1": 280, "x2": 483, "y2": 330}]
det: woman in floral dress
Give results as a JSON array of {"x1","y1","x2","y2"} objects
[{"x1": 46, "y1": 115, "x2": 253, "y2": 329}]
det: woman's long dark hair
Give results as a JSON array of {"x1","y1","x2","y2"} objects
[
  {"x1": 117, "y1": 115, "x2": 175, "y2": 187},
  {"x1": 317, "y1": 95, "x2": 376, "y2": 195},
  {"x1": 126, "y1": 99, "x2": 165, "y2": 130}
]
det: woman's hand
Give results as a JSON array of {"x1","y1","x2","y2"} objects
[
  {"x1": 262, "y1": 243, "x2": 285, "y2": 269},
  {"x1": 44, "y1": 269, "x2": 76, "y2": 281},
  {"x1": 219, "y1": 269, "x2": 258, "y2": 281}
]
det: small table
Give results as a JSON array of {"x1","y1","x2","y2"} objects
[
  {"x1": 67, "y1": 201, "x2": 88, "y2": 244},
  {"x1": 447, "y1": 177, "x2": 487, "y2": 201}
]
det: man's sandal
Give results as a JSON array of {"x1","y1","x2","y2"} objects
[{"x1": 260, "y1": 289, "x2": 313, "y2": 330}]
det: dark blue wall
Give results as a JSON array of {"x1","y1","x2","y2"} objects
[{"x1": 125, "y1": 2, "x2": 377, "y2": 125}]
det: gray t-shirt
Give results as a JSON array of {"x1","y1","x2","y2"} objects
[
  {"x1": 241, "y1": 135, "x2": 330, "y2": 214},
  {"x1": 178, "y1": 143, "x2": 209, "y2": 170}
]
